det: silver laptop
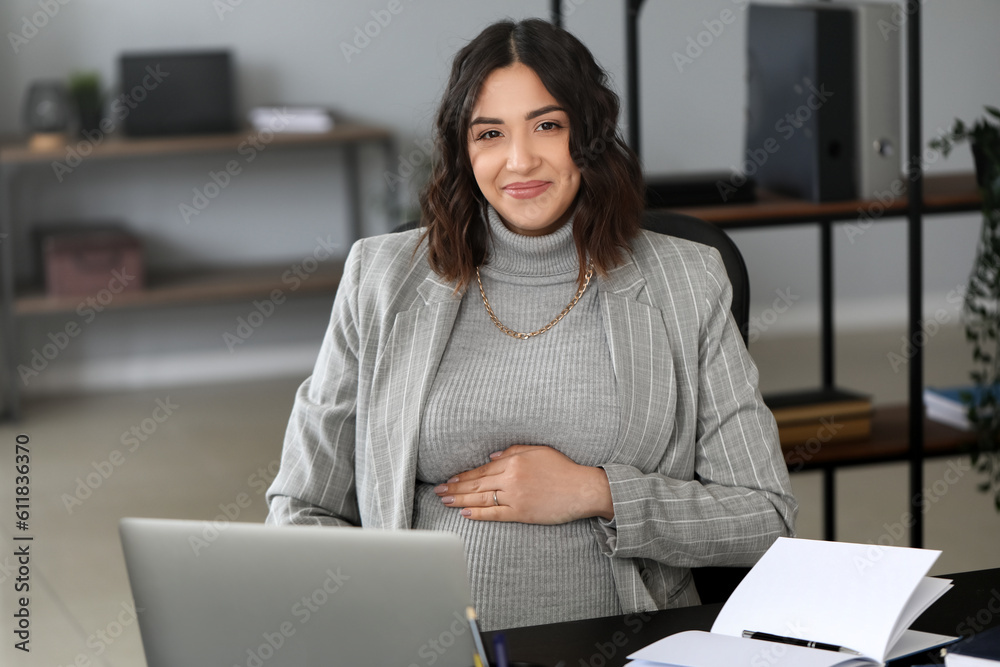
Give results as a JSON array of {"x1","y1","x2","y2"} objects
[{"x1": 119, "y1": 518, "x2": 478, "y2": 667}]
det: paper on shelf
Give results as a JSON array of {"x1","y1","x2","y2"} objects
[{"x1": 248, "y1": 106, "x2": 335, "y2": 133}]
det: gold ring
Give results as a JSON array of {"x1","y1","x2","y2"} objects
[{"x1": 493, "y1": 490, "x2": 499, "y2": 506}]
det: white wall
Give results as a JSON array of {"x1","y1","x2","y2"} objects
[{"x1": 1, "y1": 0, "x2": 996, "y2": 395}]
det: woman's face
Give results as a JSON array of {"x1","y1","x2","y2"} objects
[{"x1": 467, "y1": 63, "x2": 582, "y2": 237}]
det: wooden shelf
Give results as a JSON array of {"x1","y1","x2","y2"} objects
[
  {"x1": 666, "y1": 172, "x2": 982, "y2": 228},
  {"x1": 781, "y1": 404, "x2": 975, "y2": 469},
  {"x1": 0, "y1": 116, "x2": 392, "y2": 419},
  {"x1": 0, "y1": 122, "x2": 392, "y2": 165},
  {"x1": 13, "y1": 261, "x2": 344, "y2": 315}
]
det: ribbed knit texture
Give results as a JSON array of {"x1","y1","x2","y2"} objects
[{"x1": 413, "y1": 205, "x2": 621, "y2": 631}]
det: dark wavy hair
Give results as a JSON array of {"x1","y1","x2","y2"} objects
[{"x1": 418, "y1": 18, "x2": 644, "y2": 291}]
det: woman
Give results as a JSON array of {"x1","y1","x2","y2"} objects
[{"x1": 266, "y1": 18, "x2": 796, "y2": 631}]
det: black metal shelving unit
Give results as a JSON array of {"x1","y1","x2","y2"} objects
[{"x1": 610, "y1": 0, "x2": 934, "y2": 547}]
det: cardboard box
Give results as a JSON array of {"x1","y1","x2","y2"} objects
[{"x1": 43, "y1": 228, "x2": 144, "y2": 297}]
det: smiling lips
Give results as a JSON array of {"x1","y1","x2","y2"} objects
[{"x1": 503, "y1": 180, "x2": 552, "y2": 199}]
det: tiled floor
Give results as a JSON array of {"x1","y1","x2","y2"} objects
[{"x1": 1, "y1": 324, "x2": 998, "y2": 667}]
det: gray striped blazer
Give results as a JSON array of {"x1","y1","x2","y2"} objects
[{"x1": 266, "y1": 228, "x2": 797, "y2": 614}]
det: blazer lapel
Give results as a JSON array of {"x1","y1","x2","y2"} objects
[
  {"x1": 598, "y1": 253, "x2": 679, "y2": 614},
  {"x1": 599, "y1": 256, "x2": 676, "y2": 472},
  {"x1": 364, "y1": 273, "x2": 461, "y2": 529}
]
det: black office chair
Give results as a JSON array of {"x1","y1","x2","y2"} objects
[{"x1": 391, "y1": 212, "x2": 752, "y2": 604}]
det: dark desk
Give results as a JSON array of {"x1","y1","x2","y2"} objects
[{"x1": 486, "y1": 568, "x2": 1000, "y2": 667}]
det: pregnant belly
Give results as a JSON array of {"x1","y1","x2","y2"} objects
[{"x1": 410, "y1": 482, "x2": 620, "y2": 630}]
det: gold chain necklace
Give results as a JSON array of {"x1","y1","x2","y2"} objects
[{"x1": 475, "y1": 263, "x2": 594, "y2": 340}]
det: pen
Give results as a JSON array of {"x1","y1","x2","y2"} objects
[
  {"x1": 493, "y1": 633, "x2": 510, "y2": 667},
  {"x1": 466, "y1": 606, "x2": 491, "y2": 667},
  {"x1": 742, "y1": 630, "x2": 863, "y2": 656}
]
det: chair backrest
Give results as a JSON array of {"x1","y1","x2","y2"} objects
[{"x1": 392, "y1": 220, "x2": 421, "y2": 233}]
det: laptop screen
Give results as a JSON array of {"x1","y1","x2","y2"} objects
[{"x1": 119, "y1": 518, "x2": 478, "y2": 667}]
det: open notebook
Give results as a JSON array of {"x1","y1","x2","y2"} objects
[{"x1": 628, "y1": 537, "x2": 957, "y2": 667}]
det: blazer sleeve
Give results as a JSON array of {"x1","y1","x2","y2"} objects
[
  {"x1": 265, "y1": 239, "x2": 365, "y2": 527},
  {"x1": 597, "y1": 248, "x2": 796, "y2": 567}
]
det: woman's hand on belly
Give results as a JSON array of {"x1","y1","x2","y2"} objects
[{"x1": 432, "y1": 444, "x2": 614, "y2": 524}]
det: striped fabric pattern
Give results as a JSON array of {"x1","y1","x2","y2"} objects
[
  {"x1": 410, "y1": 207, "x2": 622, "y2": 630},
  {"x1": 266, "y1": 225, "x2": 797, "y2": 615}
]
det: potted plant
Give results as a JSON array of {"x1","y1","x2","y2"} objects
[
  {"x1": 930, "y1": 105, "x2": 1000, "y2": 510},
  {"x1": 68, "y1": 71, "x2": 103, "y2": 135}
]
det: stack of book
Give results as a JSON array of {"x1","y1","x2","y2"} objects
[
  {"x1": 248, "y1": 106, "x2": 335, "y2": 133},
  {"x1": 924, "y1": 385, "x2": 998, "y2": 431},
  {"x1": 764, "y1": 388, "x2": 873, "y2": 447}
]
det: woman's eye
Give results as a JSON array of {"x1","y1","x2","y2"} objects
[
  {"x1": 538, "y1": 121, "x2": 561, "y2": 131},
  {"x1": 477, "y1": 129, "x2": 501, "y2": 141}
]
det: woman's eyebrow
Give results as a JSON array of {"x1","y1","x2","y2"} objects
[
  {"x1": 469, "y1": 105, "x2": 567, "y2": 127},
  {"x1": 525, "y1": 104, "x2": 566, "y2": 121}
]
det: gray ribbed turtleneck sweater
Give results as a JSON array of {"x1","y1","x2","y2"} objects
[{"x1": 413, "y1": 205, "x2": 622, "y2": 631}]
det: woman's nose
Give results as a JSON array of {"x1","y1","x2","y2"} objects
[{"x1": 506, "y1": 133, "x2": 541, "y2": 173}]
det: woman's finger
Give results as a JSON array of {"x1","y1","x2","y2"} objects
[
  {"x1": 441, "y1": 490, "x2": 498, "y2": 508},
  {"x1": 437, "y1": 461, "x2": 506, "y2": 491},
  {"x1": 460, "y1": 506, "x2": 511, "y2": 521}
]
